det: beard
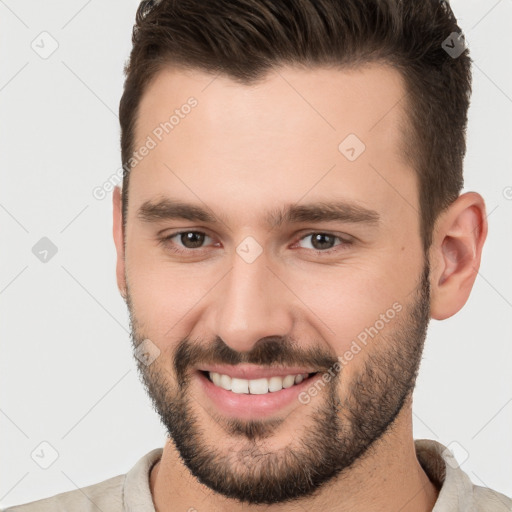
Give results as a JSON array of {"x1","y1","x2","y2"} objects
[{"x1": 125, "y1": 262, "x2": 431, "y2": 505}]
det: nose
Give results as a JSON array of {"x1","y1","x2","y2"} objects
[{"x1": 208, "y1": 246, "x2": 294, "y2": 354}]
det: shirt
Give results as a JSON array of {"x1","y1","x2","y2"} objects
[{"x1": 3, "y1": 439, "x2": 511, "y2": 511}]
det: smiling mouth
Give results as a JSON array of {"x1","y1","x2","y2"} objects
[{"x1": 200, "y1": 370, "x2": 319, "y2": 395}]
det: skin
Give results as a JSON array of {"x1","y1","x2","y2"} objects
[{"x1": 112, "y1": 63, "x2": 487, "y2": 511}]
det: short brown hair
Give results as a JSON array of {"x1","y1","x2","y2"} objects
[{"x1": 119, "y1": 0, "x2": 471, "y2": 252}]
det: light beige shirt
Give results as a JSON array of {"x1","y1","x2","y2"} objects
[{"x1": 3, "y1": 439, "x2": 511, "y2": 511}]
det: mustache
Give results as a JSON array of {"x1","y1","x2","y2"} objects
[{"x1": 173, "y1": 335, "x2": 340, "y2": 384}]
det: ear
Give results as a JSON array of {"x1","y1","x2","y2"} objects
[
  {"x1": 113, "y1": 186, "x2": 127, "y2": 300},
  {"x1": 429, "y1": 192, "x2": 488, "y2": 320}
]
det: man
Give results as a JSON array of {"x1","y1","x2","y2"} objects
[{"x1": 5, "y1": 0, "x2": 511, "y2": 510}]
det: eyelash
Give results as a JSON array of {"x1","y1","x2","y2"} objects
[{"x1": 158, "y1": 230, "x2": 353, "y2": 256}]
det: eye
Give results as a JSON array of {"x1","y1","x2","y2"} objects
[
  {"x1": 159, "y1": 230, "x2": 353, "y2": 256},
  {"x1": 160, "y1": 231, "x2": 214, "y2": 254},
  {"x1": 294, "y1": 232, "x2": 352, "y2": 253}
]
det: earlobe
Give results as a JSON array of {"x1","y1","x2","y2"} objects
[
  {"x1": 112, "y1": 186, "x2": 127, "y2": 299},
  {"x1": 429, "y1": 192, "x2": 487, "y2": 320}
]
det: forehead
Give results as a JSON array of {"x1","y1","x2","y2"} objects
[
  {"x1": 134, "y1": 62, "x2": 409, "y2": 150},
  {"x1": 128, "y1": 63, "x2": 417, "y2": 229}
]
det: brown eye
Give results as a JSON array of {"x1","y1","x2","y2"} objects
[
  {"x1": 160, "y1": 231, "x2": 214, "y2": 254},
  {"x1": 297, "y1": 232, "x2": 348, "y2": 252},
  {"x1": 178, "y1": 231, "x2": 207, "y2": 249},
  {"x1": 310, "y1": 233, "x2": 337, "y2": 250}
]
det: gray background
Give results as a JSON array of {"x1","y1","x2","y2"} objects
[{"x1": 1, "y1": 0, "x2": 511, "y2": 507}]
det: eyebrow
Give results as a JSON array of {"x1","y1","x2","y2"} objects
[{"x1": 137, "y1": 197, "x2": 380, "y2": 229}]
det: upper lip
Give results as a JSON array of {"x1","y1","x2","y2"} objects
[{"x1": 197, "y1": 364, "x2": 317, "y2": 380}]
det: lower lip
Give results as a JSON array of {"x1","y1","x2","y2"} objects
[{"x1": 196, "y1": 371, "x2": 319, "y2": 420}]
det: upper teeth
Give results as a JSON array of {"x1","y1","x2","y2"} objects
[{"x1": 209, "y1": 372, "x2": 309, "y2": 394}]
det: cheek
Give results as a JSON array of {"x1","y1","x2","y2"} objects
[
  {"x1": 288, "y1": 263, "x2": 407, "y2": 353},
  {"x1": 126, "y1": 245, "x2": 219, "y2": 339}
]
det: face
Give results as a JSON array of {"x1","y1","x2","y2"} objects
[{"x1": 117, "y1": 64, "x2": 431, "y2": 504}]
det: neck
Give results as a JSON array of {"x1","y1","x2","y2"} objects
[{"x1": 150, "y1": 403, "x2": 439, "y2": 512}]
